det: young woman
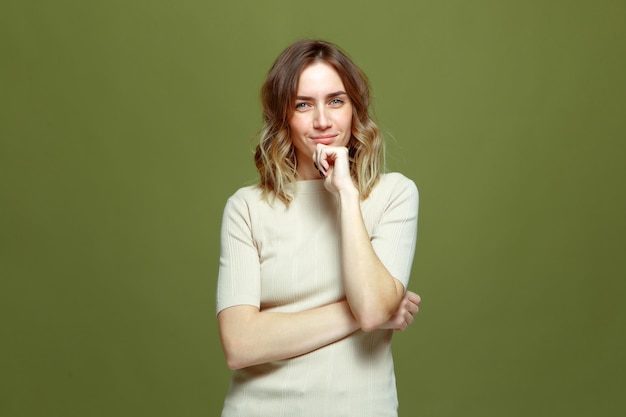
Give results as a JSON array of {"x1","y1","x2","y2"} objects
[{"x1": 216, "y1": 39, "x2": 421, "y2": 416}]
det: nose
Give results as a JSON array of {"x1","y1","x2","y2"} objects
[{"x1": 313, "y1": 108, "x2": 332, "y2": 129}]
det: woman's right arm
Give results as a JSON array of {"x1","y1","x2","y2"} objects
[{"x1": 218, "y1": 301, "x2": 359, "y2": 370}]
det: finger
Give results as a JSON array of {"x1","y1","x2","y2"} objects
[
  {"x1": 314, "y1": 147, "x2": 331, "y2": 174},
  {"x1": 313, "y1": 161, "x2": 325, "y2": 178},
  {"x1": 409, "y1": 303, "x2": 419, "y2": 315},
  {"x1": 407, "y1": 291, "x2": 421, "y2": 305},
  {"x1": 316, "y1": 145, "x2": 347, "y2": 166}
]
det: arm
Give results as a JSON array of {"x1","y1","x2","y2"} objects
[
  {"x1": 314, "y1": 145, "x2": 418, "y2": 331},
  {"x1": 218, "y1": 301, "x2": 359, "y2": 370},
  {"x1": 337, "y1": 185, "x2": 405, "y2": 330}
]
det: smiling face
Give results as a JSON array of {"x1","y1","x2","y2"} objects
[{"x1": 289, "y1": 62, "x2": 353, "y2": 180}]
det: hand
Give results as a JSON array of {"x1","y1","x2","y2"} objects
[
  {"x1": 312, "y1": 144, "x2": 356, "y2": 194},
  {"x1": 380, "y1": 291, "x2": 421, "y2": 331}
]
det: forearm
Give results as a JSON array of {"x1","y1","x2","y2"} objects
[
  {"x1": 218, "y1": 300, "x2": 359, "y2": 370},
  {"x1": 338, "y1": 187, "x2": 404, "y2": 331}
]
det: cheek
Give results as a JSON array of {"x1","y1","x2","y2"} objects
[
  {"x1": 342, "y1": 106, "x2": 354, "y2": 126},
  {"x1": 343, "y1": 111, "x2": 354, "y2": 131},
  {"x1": 288, "y1": 116, "x2": 307, "y2": 136}
]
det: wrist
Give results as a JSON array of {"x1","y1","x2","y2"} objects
[
  {"x1": 337, "y1": 186, "x2": 361, "y2": 218},
  {"x1": 336, "y1": 183, "x2": 359, "y2": 201}
]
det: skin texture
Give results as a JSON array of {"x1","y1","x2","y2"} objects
[{"x1": 217, "y1": 62, "x2": 420, "y2": 370}]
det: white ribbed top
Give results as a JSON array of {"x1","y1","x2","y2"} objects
[{"x1": 217, "y1": 173, "x2": 419, "y2": 417}]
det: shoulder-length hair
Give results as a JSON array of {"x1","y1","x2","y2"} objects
[{"x1": 254, "y1": 39, "x2": 384, "y2": 205}]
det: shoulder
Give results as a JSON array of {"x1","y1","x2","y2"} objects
[
  {"x1": 221, "y1": 185, "x2": 265, "y2": 216},
  {"x1": 376, "y1": 172, "x2": 418, "y2": 198},
  {"x1": 223, "y1": 184, "x2": 267, "y2": 207},
  {"x1": 222, "y1": 184, "x2": 287, "y2": 218},
  {"x1": 229, "y1": 184, "x2": 262, "y2": 201},
  {"x1": 363, "y1": 172, "x2": 419, "y2": 214}
]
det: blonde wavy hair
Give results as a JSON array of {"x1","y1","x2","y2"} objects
[{"x1": 254, "y1": 39, "x2": 384, "y2": 205}]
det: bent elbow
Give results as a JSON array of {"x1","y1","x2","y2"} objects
[
  {"x1": 220, "y1": 335, "x2": 254, "y2": 370},
  {"x1": 222, "y1": 344, "x2": 252, "y2": 370},
  {"x1": 354, "y1": 298, "x2": 400, "y2": 332},
  {"x1": 225, "y1": 355, "x2": 246, "y2": 371},
  {"x1": 359, "y1": 321, "x2": 381, "y2": 333},
  {"x1": 356, "y1": 310, "x2": 392, "y2": 332}
]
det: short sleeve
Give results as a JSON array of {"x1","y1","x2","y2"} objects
[
  {"x1": 216, "y1": 193, "x2": 262, "y2": 314},
  {"x1": 369, "y1": 175, "x2": 419, "y2": 289}
]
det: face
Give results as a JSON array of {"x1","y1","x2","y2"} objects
[{"x1": 289, "y1": 62, "x2": 353, "y2": 179}]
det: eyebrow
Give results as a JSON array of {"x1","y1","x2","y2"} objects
[{"x1": 295, "y1": 91, "x2": 348, "y2": 100}]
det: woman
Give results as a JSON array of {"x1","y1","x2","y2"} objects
[{"x1": 216, "y1": 39, "x2": 421, "y2": 416}]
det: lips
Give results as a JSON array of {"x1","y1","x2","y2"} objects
[{"x1": 311, "y1": 134, "x2": 338, "y2": 145}]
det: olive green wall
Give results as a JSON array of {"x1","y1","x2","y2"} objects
[{"x1": 2, "y1": 1, "x2": 624, "y2": 416}]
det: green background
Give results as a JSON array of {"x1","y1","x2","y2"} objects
[{"x1": 2, "y1": 0, "x2": 625, "y2": 416}]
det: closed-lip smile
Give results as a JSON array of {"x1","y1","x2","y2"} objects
[{"x1": 311, "y1": 134, "x2": 338, "y2": 144}]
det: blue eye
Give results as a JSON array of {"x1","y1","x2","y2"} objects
[
  {"x1": 330, "y1": 98, "x2": 344, "y2": 106},
  {"x1": 295, "y1": 102, "x2": 309, "y2": 110}
]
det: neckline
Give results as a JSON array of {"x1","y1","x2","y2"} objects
[{"x1": 286, "y1": 179, "x2": 327, "y2": 194}]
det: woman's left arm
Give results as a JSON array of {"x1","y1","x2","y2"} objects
[{"x1": 314, "y1": 145, "x2": 418, "y2": 332}]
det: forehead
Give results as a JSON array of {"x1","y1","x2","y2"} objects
[{"x1": 296, "y1": 62, "x2": 345, "y2": 94}]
